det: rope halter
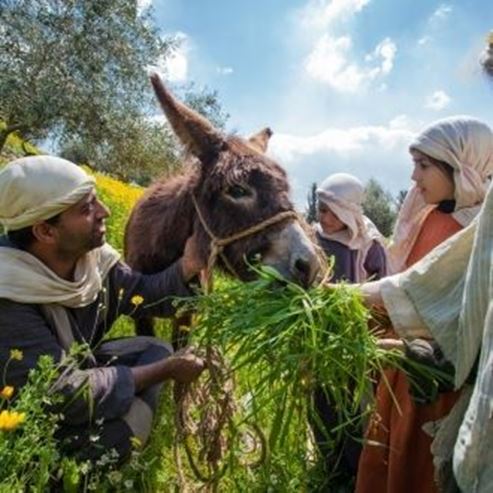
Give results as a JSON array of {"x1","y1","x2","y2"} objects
[{"x1": 191, "y1": 193, "x2": 299, "y2": 292}]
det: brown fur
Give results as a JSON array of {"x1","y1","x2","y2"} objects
[
  {"x1": 124, "y1": 76, "x2": 314, "y2": 337},
  {"x1": 124, "y1": 137, "x2": 294, "y2": 280}
]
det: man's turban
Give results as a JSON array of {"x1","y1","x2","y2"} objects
[{"x1": 0, "y1": 156, "x2": 95, "y2": 232}]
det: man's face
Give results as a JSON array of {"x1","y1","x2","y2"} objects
[{"x1": 51, "y1": 190, "x2": 110, "y2": 257}]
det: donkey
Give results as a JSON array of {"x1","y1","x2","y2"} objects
[{"x1": 124, "y1": 74, "x2": 320, "y2": 339}]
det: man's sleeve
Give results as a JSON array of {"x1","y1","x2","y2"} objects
[
  {"x1": 108, "y1": 260, "x2": 194, "y2": 318},
  {"x1": 0, "y1": 299, "x2": 135, "y2": 425}
]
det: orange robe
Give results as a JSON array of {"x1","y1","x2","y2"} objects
[{"x1": 355, "y1": 210, "x2": 463, "y2": 493}]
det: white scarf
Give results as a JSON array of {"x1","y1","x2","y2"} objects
[
  {"x1": 388, "y1": 116, "x2": 493, "y2": 273},
  {"x1": 0, "y1": 243, "x2": 120, "y2": 308}
]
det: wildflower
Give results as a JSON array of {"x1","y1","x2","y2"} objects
[
  {"x1": 118, "y1": 288, "x2": 124, "y2": 300},
  {"x1": 10, "y1": 349, "x2": 23, "y2": 361},
  {"x1": 0, "y1": 386, "x2": 14, "y2": 399},
  {"x1": 130, "y1": 295, "x2": 144, "y2": 307},
  {"x1": 0, "y1": 410, "x2": 26, "y2": 431},
  {"x1": 130, "y1": 436, "x2": 142, "y2": 449}
]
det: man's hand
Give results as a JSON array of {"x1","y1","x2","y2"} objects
[
  {"x1": 166, "y1": 347, "x2": 206, "y2": 384},
  {"x1": 181, "y1": 232, "x2": 206, "y2": 281},
  {"x1": 131, "y1": 346, "x2": 206, "y2": 391}
]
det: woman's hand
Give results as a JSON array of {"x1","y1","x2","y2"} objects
[{"x1": 376, "y1": 338, "x2": 405, "y2": 351}]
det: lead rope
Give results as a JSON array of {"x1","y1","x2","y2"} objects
[{"x1": 174, "y1": 196, "x2": 296, "y2": 490}]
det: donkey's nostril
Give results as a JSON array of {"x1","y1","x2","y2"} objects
[{"x1": 294, "y1": 258, "x2": 310, "y2": 277}]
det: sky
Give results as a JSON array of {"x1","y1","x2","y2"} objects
[{"x1": 140, "y1": 0, "x2": 493, "y2": 209}]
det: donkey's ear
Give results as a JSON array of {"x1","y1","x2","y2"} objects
[
  {"x1": 150, "y1": 73, "x2": 225, "y2": 163},
  {"x1": 248, "y1": 127, "x2": 273, "y2": 154}
]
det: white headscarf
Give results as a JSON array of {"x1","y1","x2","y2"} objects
[
  {"x1": 0, "y1": 155, "x2": 96, "y2": 232},
  {"x1": 388, "y1": 116, "x2": 493, "y2": 273},
  {"x1": 315, "y1": 173, "x2": 387, "y2": 282},
  {"x1": 0, "y1": 155, "x2": 120, "y2": 308}
]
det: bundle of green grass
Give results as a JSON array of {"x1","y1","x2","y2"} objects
[{"x1": 176, "y1": 267, "x2": 405, "y2": 490}]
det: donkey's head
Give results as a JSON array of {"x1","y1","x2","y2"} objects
[{"x1": 151, "y1": 74, "x2": 320, "y2": 286}]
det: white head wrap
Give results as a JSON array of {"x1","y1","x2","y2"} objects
[
  {"x1": 388, "y1": 116, "x2": 493, "y2": 273},
  {"x1": 0, "y1": 155, "x2": 96, "y2": 232},
  {"x1": 315, "y1": 173, "x2": 387, "y2": 282}
]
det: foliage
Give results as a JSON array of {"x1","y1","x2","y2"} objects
[
  {"x1": 62, "y1": 118, "x2": 182, "y2": 186},
  {"x1": 0, "y1": 353, "x2": 61, "y2": 491},
  {"x1": 1, "y1": 1, "x2": 231, "y2": 182},
  {"x1": 183, "y1": 82, "x2": 230, "y2": 131},
  {"x1": 305, "y1": 182, "x2": 318, "y2": 224},
  {"x1": 395, "y1": 189, "x2": 408, "y2": 213},
  {"x1": 91, "y1": 169, "x2": 143, "y2": 254},
  {"x1": 363, "y1": 178, "x2": 397, "y2": 237},
  {"x1": 172, "y1": 268, "x2": 400, "y2": 490},
  {"x1": 0, "y1": 0, "x2": 172, "y2": 157}
]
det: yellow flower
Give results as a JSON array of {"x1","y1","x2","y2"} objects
[
  {"x1": 0, "y1": 410, "x2": 26, "y2": 431},
  {"x1": 10, "y1": 349, "x2": 23, "y2": 361},
  {"x1": 130, "y1": 295, "x2": 144, "y2": 307},
  {"x1": 130, "y1": 436, "x2": 142, "y2": 449},
  {"x1": 0, "y1": 386, "x2": 14, "y2": 399}
]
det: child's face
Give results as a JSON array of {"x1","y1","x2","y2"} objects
[
  {"x1": 318, "y1": 203, "x2": 346, "y2": 234},
  {"x1": 410, "y1": 149, "x2": 455, "y2": 205}
]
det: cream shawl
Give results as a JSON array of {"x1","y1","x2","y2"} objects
[{"x1": 379, "y1": 182, "x2": 493, "y2": 492}]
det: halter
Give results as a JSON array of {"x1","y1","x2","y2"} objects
[{"x1": 191, "y1": 194, "x2": 298, "y2": 292}]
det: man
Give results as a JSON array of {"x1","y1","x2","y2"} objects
[{"x1": 0, "y1": 155, "x2": 205, "y2": 461}]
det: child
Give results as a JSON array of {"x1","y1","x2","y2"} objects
[{"x1": 315, "y1": 173, "x2": 387, "y2": 283}]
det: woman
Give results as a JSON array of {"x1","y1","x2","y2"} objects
[
  {"x1": 355, "y1": 116, "x2": 493, "y2": 493},
  {"x1": 312, "y1": 173, "x2": 387, "y2": 487}
]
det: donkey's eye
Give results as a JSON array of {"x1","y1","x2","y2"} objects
[{"x1": 227, "y1": 184, "x2": 251, "y2": 199}]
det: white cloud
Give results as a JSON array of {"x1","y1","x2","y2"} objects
[
  {"x1": 430, "y1": 4, "x2": 452, "y2": 22},
  {"x1": 267, "y1": 118, "x2": 417, "y2": 206},
  {"x1": 270, "y1": 121, "x2": 414, "y2": 163},
  {"x1": 300, "y1": 0, "x2": 371, "y2": 30},
  {"x1": 216, "y1": 66, "x2": 234, "y2": 75},
  {"x1": 137, "y1": 0, "x2": 152, "y2": 15},
  {"x1": 389, "y1": 114, "x2": 412, "y2": 129},
  {"x1": 150, "y1": 33, "x2": 189, "y2": 82},
  {"x1": 305, "y1": 35, "x2": 396, "y2": 92},
  {"x1": 425, "y1": 90, "x2": 451, "y2": 110},
  {"x1": 417, "y1": 35, "x2": 432, "y2": 46},
  {"x1": 367, "y1": 38, "x2": 396, "y2": 75}
]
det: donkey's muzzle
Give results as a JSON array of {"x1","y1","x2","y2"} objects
[{"x1": 263, "y1": 221, "x2": 320, "y2": 287}]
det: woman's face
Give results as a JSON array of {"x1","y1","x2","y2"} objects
[
  {"x1": 318, "y1": 203, "x2": 346, "y2": 234},
  {"x1": 410, "y1": 149, "x2": 455, "y2": 204}
]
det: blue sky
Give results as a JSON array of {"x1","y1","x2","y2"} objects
[{"x1": 142, "y1": 0, "x2": 493, "y2": 209}]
